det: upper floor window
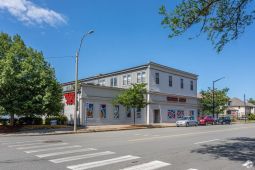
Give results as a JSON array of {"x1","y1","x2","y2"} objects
[
  {"x1": 123, "y1": 75, "x2": 127, "y2": 85},
  {"x1": 180, "y1": 78, "x2": 184, "y2": 89},
  {"x1": 137, "y1": 73, "x2": 141, "y2": 83},
  {"x1": 127, "y1": 74, "x2": 131, "y2": 85},
  {"x1": 99, "y1": 79, "x2": 106, "y2": 86},
  {"x1": 137, "y1": 72, "x2": 146, "y2": 83},
  {"x1": 169, "y1": 76, "x2": 173, "y2": 87},
  {"x1": 190, "y1": 80, "x2": 193, "y2": 91},
  {"x1": 141, "y1": 72, "x2": 146, "y2": 83},
  {"x1": 111, "y1": 77, "x2": 117, "y2": 87},
  {"x1": 155, "y1": 73, "x2": 159, "y2": 84}
]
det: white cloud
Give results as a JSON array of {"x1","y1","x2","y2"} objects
[{"x1": 0, "y1": 0, "x2": 67, "y2": 27}]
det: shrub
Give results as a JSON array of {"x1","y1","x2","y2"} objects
[
  {"x1": 0, "y1": 118, "x2": 8, "y2": 125},
  {"x1": 248, "y1": 114, "x2": 255, "y2": 120},
  {"x1": 45, "y1": 114, "x2": 67, "y2": 125},
  {"x1": 18, "y1": 117, "x2": 43, "y2": 125}
]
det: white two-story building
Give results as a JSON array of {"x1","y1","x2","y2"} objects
[{"x1": 62, "y1": 62, "x2": 199, "y2": 125}]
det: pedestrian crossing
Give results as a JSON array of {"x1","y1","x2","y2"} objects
[{"x1": 1, "y1": 139, "x2": 198, "y2": 170}]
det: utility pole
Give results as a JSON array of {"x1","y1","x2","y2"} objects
[
  {"x1": 212, "y1": 77, "x2": 225, "y2": 119},
  {"x1": 244, "y1": 94, "x2": 246, "y2": 123},
  {"x1": 73, "y1": 30, "x2": 94, "y2": 133}
]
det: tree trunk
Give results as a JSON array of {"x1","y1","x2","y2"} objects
[
  {"x1": 133, "y1": 108, "x2": 136, "y2": 125},
  {"x1": 10, "y1": 113, "x2": 14, "y2": 126}
]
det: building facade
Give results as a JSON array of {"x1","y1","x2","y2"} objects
[
  {"x1": 225, "y1": 97, "x2": 255, "y2": 119},
  {"x1": 62, "y1": 62, "x2": 199, "y2": 125}
]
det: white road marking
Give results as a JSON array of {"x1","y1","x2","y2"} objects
[
  {"x1": 194, "y1": 139, "x2": 220, "y2": 145},
  {"x1": 16, "y1": 143, "x2": 68, "y2": 150},
  {"x1": 187, "y1": 169, "x2": 198, "y2": 170},
  {"x1": 242, "y1": 160, "x2": 254, "y2": 168},
  {"x1": 129, "y1": 126, "x2": 254, "y2": 142},
  {"x1": 8, "y1": 142, "x2": 45, "y2": 147},
  {"x1": 120, "y1": 160, "x2": 170, "y2": 170},
  {"x1": 1, "y1": 140, "x2": 45, "y2": 145},
  {"x1": 67, "y1": 155, "x2": 140, "y2": 170},
  {"x1": 36, "y1": 148, "x2": 96, "y2": 158},
  {"x1": 50, "y1": 151, "x2": 115, "y2": 163},
  {"x1": 25, "y1": 145, "x2": 82, "y2": 153}
]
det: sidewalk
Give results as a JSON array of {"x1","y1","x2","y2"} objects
[{"x1": 0, "y1": 123, "x2": 176, "y2": 137}]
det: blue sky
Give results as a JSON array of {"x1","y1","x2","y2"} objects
[{"x1": 0, "y1": 0, "x2": 254, "y2": 99}]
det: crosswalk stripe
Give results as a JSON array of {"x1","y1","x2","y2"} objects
[
  {"x1": 50, "y1": 151, "x2": 115, "y2": 163},
  {"x1": 120, "y1": 160, "x2": 171, "y2": 170},
  {"x1": 25, "y1": 145, "x2": 82, "y2": 153},
  {"x1": 36, "y1": 148, "x2": 97, "y2": 158},
  {"x1": 16, "y1": 143, "x2": 68, "y2": 150},
  {"x1": 8, "y1": 142, "x2": 45, "y2": 147},
  {"x1": 67, "y1": 155, "x2": 140, "y2": 170},
  {"x1": 1, "y1": 140, "x2": 45, "y2": 145}
]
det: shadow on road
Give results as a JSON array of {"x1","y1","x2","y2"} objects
[{"x1": 191, "y1": 137, "x2": 255, "y2": 163}]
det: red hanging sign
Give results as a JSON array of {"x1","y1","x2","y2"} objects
[{"x1": 64, "y1": 92, "x2": 75, "y2": 105}]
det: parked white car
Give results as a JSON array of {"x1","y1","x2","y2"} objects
[{"x1": 176, "y1": 116, "x2": 198, "y2": 127}]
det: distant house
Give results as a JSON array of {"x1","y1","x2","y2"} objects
[{"x1": 226, "y1": 97, "x2": 255, "y2": 118}]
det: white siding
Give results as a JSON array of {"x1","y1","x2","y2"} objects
[{"x1": 149, "y1": 68, "x2": 197, "y2": 97}]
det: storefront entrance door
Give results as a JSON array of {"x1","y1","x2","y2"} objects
[{"x1": 154, "y1": 109, "x2": 160, "y2": 123}]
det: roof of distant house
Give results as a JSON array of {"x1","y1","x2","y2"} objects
[{"x1": 229, "y1": 97, "x2": 255, "y2": 107}]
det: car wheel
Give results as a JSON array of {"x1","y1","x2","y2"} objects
[
  {"x1": 195, "y1": 123, "x2": 198, "y2": 126},
  {"x1": 186, "y1": 123, "x2": 189, "y2": 127},
  {"x1": 205, "y1": 122, "x2": 208, "y2": 126}
]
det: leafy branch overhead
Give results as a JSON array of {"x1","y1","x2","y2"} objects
[{"x1": 159, "y1": 0, "x2": 255, "y2": 52}]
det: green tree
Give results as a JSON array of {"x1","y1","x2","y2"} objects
[
  {"x1": 200, "y1": 88, "x2": 229, "y2": 117},
  {"x1": 248, "y1": 98, "x2": 255, "y2": 105},
  {"x1": 113, "y1": 83, "x2": 147, "y2": 125},
  {"x1": 159, "y1": 0, "x2": 255, "y2": 52},
  {"x1": 0, "y1": 32, "x2": 63, "y2": 126}
]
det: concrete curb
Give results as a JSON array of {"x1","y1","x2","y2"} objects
[{"x1": 0, "y1": 125, "x2": 176, "y2": 137}]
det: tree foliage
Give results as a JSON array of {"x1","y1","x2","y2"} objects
[
  {"x1": 113, "y1": 83, "x2": 147, "y2": 124},
  {"x1": 200, "y1": 87, "x2": 229, "y2": 116},
  {"x1": 0, "y1": 32, "x2": 63, "y2": 125},
  {"x1": 248, "y1": 98, "x2": 255, "y2": 105},
  {"x1": 159, "y1": 0, "x2": 255, "y2": 52}
]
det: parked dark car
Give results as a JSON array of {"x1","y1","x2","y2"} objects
[
  {"x1": 215, "y1": 117, "x2": 231, "y2": 125},
  {"x1": 199, "y1": 116, "x2": 214, "y2": 125}
]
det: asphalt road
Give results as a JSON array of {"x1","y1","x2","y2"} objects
[{"x1": 1, "y1": 124, "x2": 255, "y2": 170}]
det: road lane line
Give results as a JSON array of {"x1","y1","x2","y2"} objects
[
  {"x1": 25, "y1": 145, "x2": 82, "y2": 153},
  {"x1": 187, "y1": 168, "x2": 198, "y2": 170},
  {"x1": 129, "y1": 126, "x2": 254, "y2": 142},
  {"x1": 67, "y1": 155, "x2": 140, "y2": 170},
  {"x1": 16, "y1": 143, "x2": 68, "y2": 150},
  {"x1": 50, "y1": 151, "x2": 115, "y2": 163},
  {"x1": 8, "y1": 142, "x2": 45, "y2": 147},
  {"x1": 2, "y1": 140, "x2": 46, "y2": 145},
  {"x1": 194, "y1": 139, "x2": 220, "y2": 145},
  {"x1": 120, "y1": 160, "x2": 171, "y2": 170},
  {"x1": 36, "y1": 148, "x2": 97, "y2": 158}
]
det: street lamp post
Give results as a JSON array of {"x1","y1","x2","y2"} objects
[
  {"x1": 212, "y1": 77, "x2": 225, "y2": 119},
  {"x1": 74, "y1": 30, "x2": 94, "y2": 133}
]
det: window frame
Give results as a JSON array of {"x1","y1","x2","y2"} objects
[
  {"x1": 169, "y1": 75, "x2": 173, "y2": 87},
  {"x1": 190, "y1": 80, "x2": 194, "y2": 91},
  {"x1": 137, "y1": 73, "x2": 141, "y2": 83},
  {"x1": 155, "y1": 73, "x2": 159, "y2": 84},
  {"x1": 180, "y1": 78, "x2": 184, "y2": 89}
]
